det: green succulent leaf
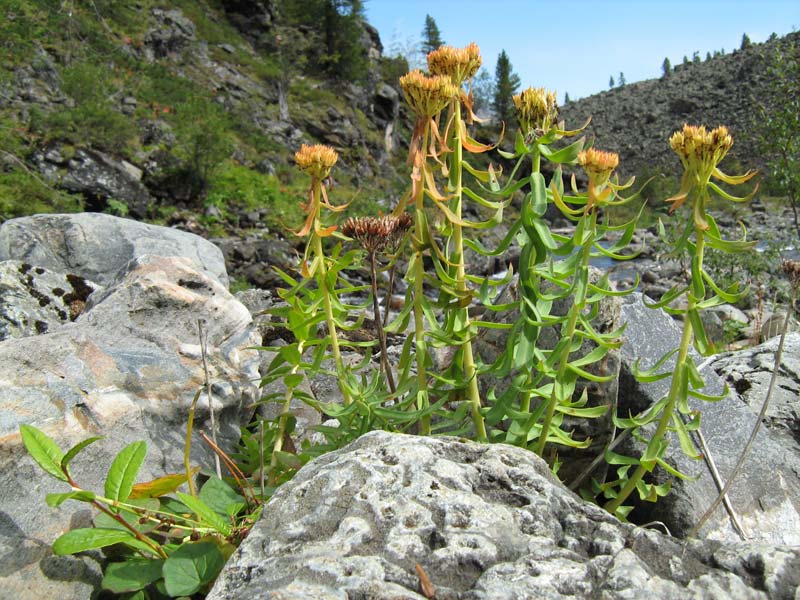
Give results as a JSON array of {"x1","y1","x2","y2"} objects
[
  {"x1": 687, "y1": 309, "x2": 711, "y2": 355},
  {"x1": 539, "y1": 136, "x2": 585, "y2": 164},
  {"x1": 105, "y1": 441, "x2": 147, "y2": 504},
  {"x1": 19, "y1": 424, "x2": 67, "y2": 482},
  {"x1": 672, "y1": 414, "x2": 702, "y2": 460}
]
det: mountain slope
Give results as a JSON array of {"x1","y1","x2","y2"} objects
[
  {"x1": 560, "y1": 31, "x2": 800, "y2": 180},
  {"x1": 0, "y1": 0, "x2": 408, "y2": 228}
]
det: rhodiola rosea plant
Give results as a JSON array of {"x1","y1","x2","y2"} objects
[{"x1": 19, "y1": 40, "x2": 765, "y2": 599}]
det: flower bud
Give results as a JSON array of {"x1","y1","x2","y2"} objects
[
  {"x1": 513, "y1": 87, "x2": 558, "y2": 136},
  {"x1": 578, "y1": 148, "x2": 619, "y2": 186},
  {"x1": 669, "y1": 124, "x2": 733, "y2": 176},
  {"x1": 294, "y1": 144, "x2": 338, "y2": 180}
]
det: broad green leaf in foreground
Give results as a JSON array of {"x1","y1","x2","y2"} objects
[
  {"x1": 105, "y1": 441, "x2": 147, "y2": 503},
  {"x1": 19, "y1": 424, "x2": 67, "y2": 482},
  {"x1": 102, "y1": 558, "x2": 164, "y2": 594},
  {"x1": 52, "y1": 528, "x2": 148, "y2": 555},
  {"x1": 163, "y1": 542, "x2": 225, "y2": 597}
]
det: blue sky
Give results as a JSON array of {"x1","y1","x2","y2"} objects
[{"x1": 365, "y1": 0, "x2": 799, "y2": 100}]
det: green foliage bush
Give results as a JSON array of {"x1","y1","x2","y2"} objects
[{"x1": 30, "y1": 61, "x2": 137, "y2": 153}]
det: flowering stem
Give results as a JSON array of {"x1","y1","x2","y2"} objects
[
  {"x1": 269, "y1": 342, "x2": 303, "y2": 486},
  {"x1": 605, "y1": 218, "x2": 706, "y2": 515},
  {"x1": 451, "y1": 100, "x2": 486, "y2": 441},
  {"x1": 311, "y1": 183, "x2": 352, "y2": 406},
  {"x1": 519, "y1": 145, "x2": 542, "y2": 417},
  {"x1": 535, "y1": 208, "x2": 597, "y2": 456},
  {"x1": 412, "y1": 126, "x2": 432, "y2": 435},
  {"x1": 369, "y1": 251, "x2": 396, "y2": 393}
]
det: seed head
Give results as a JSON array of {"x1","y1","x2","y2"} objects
[
  {"x1": 400, "y1": 70, "x2": 458, "y2": 118},
  {"x1": 341, "y1": 213, "x2": 413, "y2": 254},
  {"x1": 782, "y1": 259, "x2": 800, "y2": 289},
  {"x1": 294, "y1": 144, "x2": 338, "y2": 180},
  {"x1": 427, "y1": 42, "x2": 482, "y2": 85},
  {"x1": 513, "y1": 87, "x2": 558, "y2": 136},
  {"x1": 669, "y1": 124, "x2": 733, "y2": 175}
]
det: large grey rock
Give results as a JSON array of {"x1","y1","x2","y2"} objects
[
  {"x1": 0, "y1": 260, "x2": 100, "y2": 341},
  {"x1": 0, "y1": 213, "x2": 228, "y2": 287},
  {"x1": 709, "y1": 333, "x2": 800, "y2": 454},
  {"x1": 617, "y1": 294, "x2": 800, "y2": 545},
  {"x1": 0, "y1": 254, "x2": 259, "y2": 599},
  {"x1": 209, "y1": 431, "x2": 800, "y2": 600}
]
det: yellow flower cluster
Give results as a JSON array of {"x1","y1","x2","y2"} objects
[
  {"x1": 669, "y1": 124, "x2": 733, "y2": 176},
  {"x1": 427, "y1": 42, "x2": 482, "y2": 85},
  {"x1": 578, "y1": 148, "x2": 619, "y2": 184},
  {"x1": 513, "y1": 87, "x2": 558, "y2": 135},
  {"x1": 399, "y1": 70, "x2": 458, "y2": 118},
  {"x1": 294, "y1": 144, "x2": 339, "y2": 180}
]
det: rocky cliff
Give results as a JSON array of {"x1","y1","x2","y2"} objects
[
  {"x1": 0, "y1": 0, "x2": 406, "y2": 227},
  {"x1": 560, "y1": 31, "x2": 800, "y2": 178}
]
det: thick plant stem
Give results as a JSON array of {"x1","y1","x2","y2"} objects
[
  {"x1": 535, "y1": 209, "x2": 596, "y2": 457},
  {"x1": 369, "y1": 251, "x2": 396, "y2": 393},
  {"x1": 519, "y1": 146, "x2": 542, "y2": 417},
  {"x1": 412, "y1": 127, "x2": 431, "y2": 435},
  {"x1": 605, "y1": 232, "x2": 704, "y2": 514},
  {"x1": 312, "y1": 214, "x2": 352, "y2": 406},
  {"x1": 451, "y1": 101, "x2": 486, "y2": 441}
]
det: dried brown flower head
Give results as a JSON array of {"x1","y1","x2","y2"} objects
[
  {"x1": 782, "y1": 259, "x2": 800, "y2": 289},
  {"x1": 399, "y1": 70, "x2": 458, "y2": 118},
  {"x1": 341, "y1": 213, "x2": 412, "y2": 254},
  {"x1": 294, "y1": 144, "x2": 338, "y2": 180},
  {"x1": 427, "y1": 42, "x2": 482, "y2": 85},
  {"x1": 513, "y1": 87, "x2": 558, "y2": 136}
]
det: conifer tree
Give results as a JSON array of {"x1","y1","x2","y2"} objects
[
  {"x1": 608, "y1": 75, "x2": 615, "y2": 88},
  {"x1": 493, "y1": 50, "x2": 520, "y2": 124},
  {"x1": 662, "y1": 57, "x2": 671, "y2": 77},
  {"x1": 741, "y1": 33, "x2": 752, "y2": 50},
  {"x1": 421, "y1": 14, "x2": 443, "y2": 55},
  {"x1": 564, "y1": 91, "x2": 570, "y2": 103},
  {"x1": 618, "y1": 72, "x2": 626, "y2": 86}
]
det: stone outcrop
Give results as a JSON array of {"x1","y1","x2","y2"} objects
[
  {"x1": 0, "y1": 260, "x2": 100, "y2": 340},
  {"x1": 0, "y1": 212, "x2": 228, "y2": 287},
  {"x1": 616, "y1": 294, "x2": 800, "y2": 545},
  {"x1": 0, "y1": 214, "x2": 259, "y2": 599},
  {"x1": 209, "y1": 431, "x2": 800, "y2": 600},
  {"x1": 709, "y1": 333, "x2": 800, "y2": 455},
  {"x1": 32, "y1": 146, "x2": 155, "y2": 218}
]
